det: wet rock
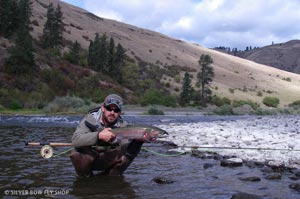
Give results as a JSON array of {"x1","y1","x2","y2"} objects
[
  {"x1": 221, "y1": 158, "x2": 243, "y2": 167},
  {"x1": 244, "y1": 161, "x2": 264, "y2": 169},
  {"x1": 269, "y1": 164, "x2": 288, "y2": 173},
  {"x1": 203, "y1": 163, "x2": 214, "y2": 169},
  {"x1": 289, "y1": 175, "x2": 300, "y2": 180},
  {"x1": 231, "y1": 192, "x2": 263, "y2": 199},
  {"x1": 152, "y1": 177, "x2": 174, "y2": 184},
  {"x1": 264, "y1": 173, "x2": 282, "y2": 180},
  {"x1": 289, "y1": 183, "x2": 300, "y2": 192},
  {"x1": 191, "y1": 150, "x2": 222, "y2": 160},
  {"x1": 260, "y1": 166, "x2": 273, "y2": 173},
  {"x1": 292, "y1": 169, "x2": 300, "y2": 177},
  {"x1": 239, "y1": 176, "x2": 261, "y2": 182}
]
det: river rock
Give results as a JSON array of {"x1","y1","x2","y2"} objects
[
  {"x1": 238, "y1": 176, "x2": 261, "y2": 182},
  {"x1": 264, "y1": 173, "x2": 282, "y2": 180},
  {"x1": 231, "y1": 192, "x2": 263, "y2": 199},
  {"x1": 221, "y1": 158, "x2": 243, "y2": 167},
  {"x1": 289, "y1": 183, "x2": 300, "y2": 192},
  {"x1": 203, "y1": 163, "x2": 214, "y2": 169},
  {"x1": 152, "y1": 177, "x2": 174, "y2": 184}
]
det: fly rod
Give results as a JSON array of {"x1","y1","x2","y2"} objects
[
  {"x1": 26, "y1": 142, "x2": 299, "y2": 152},
  {"x1": 25, "y1": 142, "x2": 73, "y2": 146}
]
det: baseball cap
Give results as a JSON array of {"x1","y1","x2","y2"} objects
[{"x1": 103, "y1": 94, "x2": 123, "y2": 110}]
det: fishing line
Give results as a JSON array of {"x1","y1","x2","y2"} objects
[
  {"x1": 52, "y1": 147, "x2": 74, "y2": 158},
  {"x1": 142, "y1": 147, "x2": 185, "y2": 157}
]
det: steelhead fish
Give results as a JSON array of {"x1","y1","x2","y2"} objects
[{"x1": 84, "y1": 121, "x2": 168, "y2": 143}]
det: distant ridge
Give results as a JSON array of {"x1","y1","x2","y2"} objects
[{"x1": 237, "y1": 40, "x2": 300, "y2": 74}]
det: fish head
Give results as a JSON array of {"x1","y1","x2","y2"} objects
[{"x1": 145, "y1": 127, "x2": 169, "y2": 141}]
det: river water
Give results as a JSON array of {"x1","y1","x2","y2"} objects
[{"x1": 0, "y1": 114, "x2": 299, "y2": 199}]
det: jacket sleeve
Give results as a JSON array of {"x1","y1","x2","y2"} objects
[{"x1": 71, "y1": 115, "x2": 99, "y2": 147}]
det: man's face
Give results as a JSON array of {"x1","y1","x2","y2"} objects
[{"x1": 101, "y1": 104, "x2": 121, "y2": 125}]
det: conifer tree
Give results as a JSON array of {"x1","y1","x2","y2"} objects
[
  {"x1": 67, "y1": 40, "x2": 81, "y2": 64},
  {"x1": 5, "y1": 0, "x2": 35, "y2": 75},
  {"x1": 107, "y1": 37, "x2": 115, "y2": 74},
  {"x1": 42, "y1": 3, "x2": 55, "y2": 48},
  {"x1": 179, "y1": 72, "x2": 193, "y2": 106},
  {"x1": 42, "y1": 3, "x2": 64, "y2": 49},
  {"x1": 88, "y1": 40, "x2": 95, "y2": 68},
  {"x1": 54, "y1": 4, "x2": 64, "y2": 47},
  {"x1": 0, "y1": 0, "x2": 18, "y2": 36},
  {"x1": 114, "y1": 43, "x2": 126, "y2": 83},
  {"x1": 115, "y1": 43, "x2": 126, "y2": 65},
  {"x1": 197, "y1": 54, "x2": 214, "y2": 104},
  {"x1": 98, "y1": 33, "x2": 108, "y2": 72},
  {"x1": 88, "y1": 33, "x2": 101, "y2": 71}
]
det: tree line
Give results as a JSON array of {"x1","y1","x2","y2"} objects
[
  {"x1": 0, "y1": 0, "x2": 215, "y2": 107},
  {"x1": 1, "y1": 1, "x2": 126, "y2": 78}
]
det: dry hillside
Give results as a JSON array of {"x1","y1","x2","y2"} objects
[
  {"x1": 237, "y1": 40, "x2": 300, "y2": 74},
  {"x1": 28, "y1": 0, "x2": 300, "y2": 106}
]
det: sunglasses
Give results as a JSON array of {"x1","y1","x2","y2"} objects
[{"x1": 105, "y1": 106, "x2": 121, "y2": 113}]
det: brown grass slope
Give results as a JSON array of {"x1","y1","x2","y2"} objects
[
  {"x1": 29, "y1": 0, "x2": 300, "y2": 107},
  {"x1": 238, "y1": 40, "x2": 300, "y2": 74}
]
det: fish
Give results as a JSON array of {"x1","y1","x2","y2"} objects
[{"x1": 84, "y1": 121, "x2": 168, "y2": 143}]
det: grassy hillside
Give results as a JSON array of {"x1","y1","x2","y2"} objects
[{"x1": 1, "y1": 0, "x2": 300, "y2": 114}]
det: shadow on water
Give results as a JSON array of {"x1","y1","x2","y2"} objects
[{"x1": 72, "y1": 176, "x2": 136, "y2": 199}]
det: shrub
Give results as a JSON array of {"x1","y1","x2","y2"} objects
[
  {"x1": 263, "y1": 96, "x2": 280, "y2": 107},
  {"x1": 174, "y1": 75, "x2": 180, "y2": 83},
  {"x1": 289, "y1": 100, "x2": 300, "y2": 107},
  {"x1": 257, "y1": 91, "x2": 263, "y2": 97},
  {"x1": 139, "y1": 89, "x2": 177, "y2": 107},
  {"x1": 43, "y1": 96, "x2": 96, "y2": 113},
  {"x1": 229, "y1": 88, "x2": 235, "y2": 93},
  {"x1": 282, "y1": 77, "x2": 291, "y2": 82},
  {"x1": 9, "y1": 99, "x2": 23, "y2": 110},
  {"x1": 213, "y1": 104, "x2": 234, "y2": 115},
  {"x1": 210, "y1": 95, "x2": 231, "y2": 107},
  {"x1": 147, "y1": 106, "x2": 164, "y2": 115},
  {"x1": 232, "y1": 100, "x2": 259, "y2": 110}
]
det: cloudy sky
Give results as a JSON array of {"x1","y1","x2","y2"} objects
[{"x1": 62, "y1": 0, "x2": 300, "y2": 50}]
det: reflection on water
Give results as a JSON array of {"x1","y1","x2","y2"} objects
[
  {"x1": 72, "y1": 176, "x2": 136, "y2": 199},
  {"x1": 1, "y1": 116, "x2": 300, "y2": 199}
]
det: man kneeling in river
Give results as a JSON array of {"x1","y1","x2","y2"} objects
[{"x1": 70, "y1": 94, "x2": 144, "y2": 177}]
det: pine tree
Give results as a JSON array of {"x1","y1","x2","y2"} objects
[
  {"x1": 197, "y1": 54, "x2": 214, "y2": 104},
  {"x1": 67, "y1": 40, "x2": 81, "y2": 64},
  {"x1": 88, "y1": 40, "x2": 95, "y2": 68},
  {"x1": 115, "y1": 43, "x2": 126, "y2": 65},
  {"x1": 114, "y1": 43, "x2": 126, "y2": 83},
  {"x1": 88, "y1": 33, "x2": 101, "y2": 71},
  {"x1": 5, "y1": 0, "x2": 35, "y2": 75},
  {"x1": 53, "y1": 4, "x2": 64, "y2": 47},
  {"x1": 0, "y1": 0, "x2": 18, "y2": 36},
  {"x1": 107, "y1": 37, "x2": 115, "y2": 74},
  {"x1": 98, "y1": 33, "x2": 108, "y2": 72},
  {"x1": 42, "y1": 3, "x2": 55, "y2": 48},
  {"x1": 42, "y1": 3, "x2": 64, "y2": 49},
  {"x1": 179, "y1": 72, "x2": 193, "y2": 106}
]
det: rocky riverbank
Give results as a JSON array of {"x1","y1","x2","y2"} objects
[{"x1": 154, "y1": 115, "x2": 300, "y2": 197}]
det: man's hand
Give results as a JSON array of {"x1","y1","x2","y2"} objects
[{"x1": 98, "y1": 128, "x2": 115, "y2": 142}]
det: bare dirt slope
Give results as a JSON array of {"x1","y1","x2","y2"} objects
[{"x1": 29, "y1": 0, "x2": 300, "y2": 106}]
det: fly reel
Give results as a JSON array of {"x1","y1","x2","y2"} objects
[{"x1": 40, "y1": 145, "x2": 53, "y2": 159}]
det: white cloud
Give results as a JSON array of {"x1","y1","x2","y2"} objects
[{"x1": 62, "y1": 0, "x2": 300, "y2": 49}]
